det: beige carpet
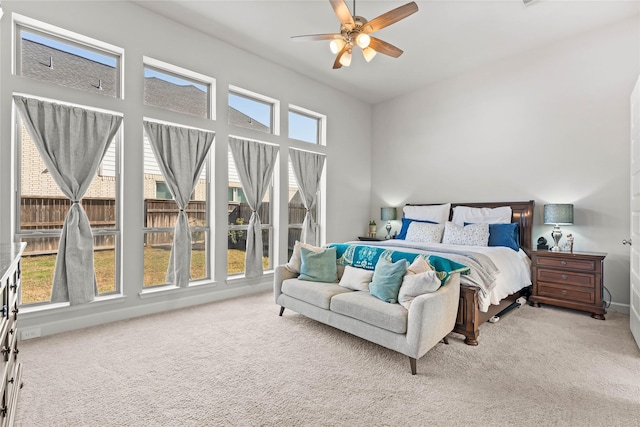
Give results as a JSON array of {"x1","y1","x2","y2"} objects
[{"x1": 14, "y1": 291, "x2": 640, "y2": 426}]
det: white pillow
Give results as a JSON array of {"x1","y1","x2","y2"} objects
[
  {"x1": 442, "y1": 222, "x2": 490, "y2": 246},
  {"x1": 285, "y1": 241, "x2": 325, "y2": 273},
  {"x1": 407, "y1": 256, "x2": 433, "y2": 275},
  {"x1": 403, "y1": 203, "x2": 451, "y2": 224},
  {"x1": 398, "y1": 271, "x2": 441, "y2": 309},
  {"x1": 451, "y1": 205, "x2": 512, "y2": 226},
  {"x1": 339, "y1": 265, "x2": 374, "y2": 291},
  {"x1": 405, "y1": 222, "x2": 445, "y2": 243}
]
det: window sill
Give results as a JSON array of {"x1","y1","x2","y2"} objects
[
  {"x1": 138, "y1": 279, "x2": 219, "y2": 299},
  {"x1": 20, "y1": 293, "x2": 127, "y2": 318}
]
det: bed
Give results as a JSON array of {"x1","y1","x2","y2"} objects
[{"x1": 366, "y1": 200, "x2": 535, "y2": 345}]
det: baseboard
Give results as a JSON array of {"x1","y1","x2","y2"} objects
[
  {"x1": 19, "y1": 281, "x2": 272, "y2": 340},
  {"x1": 608, "y1": 302, "x2": 630, "y2": 315}
]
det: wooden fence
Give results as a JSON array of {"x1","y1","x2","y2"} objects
[{"x1": 20, "y1": 196, "x2": 310, "y2": 255}]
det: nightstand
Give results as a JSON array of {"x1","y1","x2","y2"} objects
[
  {"x1": 529, "y1": 249, "x2": 607, "y2": 320},
  {"x1": 357, "y1": 236, "x2": 384, "y2": 241}
]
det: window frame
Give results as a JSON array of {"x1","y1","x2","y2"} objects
[
  {"x1": 228, "y1": 85, "x2": 280, "y2": 136},
  {"x1": 143, "y1": 56, "x2": 216, "y2": 120},
  {"x1": 13, "y1": 13, "x2": 124, "y2": 99}
]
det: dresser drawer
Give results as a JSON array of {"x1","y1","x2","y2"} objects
[
  {"x1": 536, "y1": 269, "x2": 595, "y2": 288},
  {"x1": 538, "y1": 282, "x2": 595, "y2": 304},
  {"x1": 534, "y1": 256, "x2": 596, "y2": 272}
]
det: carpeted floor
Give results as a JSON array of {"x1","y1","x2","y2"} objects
[{"x1": 14, "y1": 291, "x2": 640, "y2": 426}]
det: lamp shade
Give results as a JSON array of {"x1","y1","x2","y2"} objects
[
  {"x1": 381, "y1": 207, "x2": 397, "y2": 221},
  {"x1": 544, "y1": 204, "x2": 574, "y2": 225}
]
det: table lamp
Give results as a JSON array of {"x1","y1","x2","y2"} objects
[
  {"x1": 381, "y1": 207, "x2": 397, "y2": 240},
  {"x1": 544, "y1": 204, "x2": 574, "y2": 252}
]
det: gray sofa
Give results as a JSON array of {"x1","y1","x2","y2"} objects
[{"x1": 274, "y1": 264, "x2": 461, "y2": 375}]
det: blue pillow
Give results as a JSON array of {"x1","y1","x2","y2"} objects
[
  {"x1": 463, "y1": 222, "x2": 520, "y2": 251},
  {"x1": 369, "y1": 258, "x2": 409, "y2": 303},
  {"x1": 396, "y1": 217, "x2": 437, "y2": 240},
  {"x1": 299, "y1": 246, "x2": 338, "y2": 282}
]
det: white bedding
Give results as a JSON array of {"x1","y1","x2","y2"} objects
[{"x1": 349, "y1": 240, "x2": 532, "y2": 312}]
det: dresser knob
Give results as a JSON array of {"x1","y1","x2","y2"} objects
[
  {"x1": 561, "y1": 260, "x2": 567, "y2": 266},
  {"x1": 561, "y1": 290, "x2": 567, "y2": 295},
  {"x1": 562, "y1": 274, "x2": 568, "y2": 280}
]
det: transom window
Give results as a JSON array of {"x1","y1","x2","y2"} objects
[
  {"x1": 288, "y1": 105, "x2": 326, "y2": 145},
  {"x1": 228, "y1": 86, "x2": 279, "y2": 135}
]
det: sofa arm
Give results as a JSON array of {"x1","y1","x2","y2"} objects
[
  {"x1": 405, "y1": 273, "x2": 461, "y2": 359},
  {"x1": 274, "y1": 265, "x2": 298, "y2": 303}
]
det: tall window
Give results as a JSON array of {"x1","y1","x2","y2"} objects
[
  {"x1": 227, "y1": 145, "x2": 272, "y2": 275},
  {"x1": 142, "y1": 128, "x2": 210, "y2": 287},
  {"x1": 15, "y1": 20, "x2": 122, "y2": 98},
  {"x1": 16, "y1": 103, "x2": 121, "y2": 306}
]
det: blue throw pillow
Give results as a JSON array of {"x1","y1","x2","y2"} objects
[
  {"x1": 299, "y1": 246, "x2": 338, "y2": 282},
  {"x1": 463, "y1": 222, "x2": 520, "y2": 251},
  {"x1": 369, "y1": 258, "x2": 409, "y2": 303},
  {"x1": 396, "y1": 218, "x2": 437, "y2": 240}
]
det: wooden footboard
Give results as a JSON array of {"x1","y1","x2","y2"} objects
[{"x1": 454, "y1": 284, "x2": 528, "y2": 345}]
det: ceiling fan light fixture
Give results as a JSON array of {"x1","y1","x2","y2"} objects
[
  {"x1": 339, "y1": 50, "x2": 352, "y2": 67},
  {"x1": 356, "y1": 32, "x2": 370, "y2": 49},
  {"x1": 362, "y1": 47, "x2": 377, "y2": 62},
  {"x1": 329, "y1": 38, "x2": 346, "y2": 54}
]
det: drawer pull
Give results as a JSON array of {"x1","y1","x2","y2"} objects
[
  {"x1": 561, "y1": 290, "x2": 568, "y2": 295},
  {"x1": 7, "y1": 377, "x2": 13, "y2": 384},
  {"x1": 1, "y1": 346, "x2": 10, "y2": 357},
  {"x1": 561, "y1": 260, "x2": 567, "y2": 266},
  {"x1": 9, "y1": 283, "x2": 16, "y2": 292},
  {"x1": 562, "y1": 274, "x2": 568, "y2": 280}
]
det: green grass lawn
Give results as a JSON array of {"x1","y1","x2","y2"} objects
[{"x1": 20, "y1": 247, "x2": 267, "y2": 305}]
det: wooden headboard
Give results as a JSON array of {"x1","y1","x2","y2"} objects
[{"x1": 405, "y1": 200, "x2": 535, "y2": 255}]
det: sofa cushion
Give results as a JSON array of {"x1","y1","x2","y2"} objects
[
  {"x1": 281, "y1": 279, "x2": 352, "y2": 310},
  {"x1": 330, "y1": 291, "x2": 408, "y2": 334},
  {"x1": 369, "y1": 258, "x2": 408, "y2": 304},
  {"x1": 299, "y1": 246, "x2": 338, "y2": 283}
]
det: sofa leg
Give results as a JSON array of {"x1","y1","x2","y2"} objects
[
  {"x1": 442, "y1": 336, "x2": 449, "y2": 345},
  {"x1": 409, "y1": 357, "x2": 417, "y2": 375},
  {"x1": 279, "y1": 306, "x2": 285, "y2": 317}
]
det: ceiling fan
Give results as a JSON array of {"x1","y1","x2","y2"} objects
[{"x1": 291, "y1": 0, "x2": 419, "y2": 69}]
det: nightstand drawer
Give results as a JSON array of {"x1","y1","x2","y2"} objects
[
  {"x1": 538, "y1": 283, "x2": 595, "y2": 304},
  {"x1": 536, "y1": 269, "x2": 595, "y2": 288},
  {"x1": 534, "y1": 256, "x2": 596, "y2": 272}
]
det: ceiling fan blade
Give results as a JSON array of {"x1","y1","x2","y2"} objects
[
  {"x1": 363, "y1": 2, "x2": 419, "y2": 34},
  {"x1": 291, "y1": 33, "x2": 343, "y2": 42},
  {"x1": 368, "y1": 37, "x2": 404, "y2": 58},
  {"x1": 332, "y1": 45, "x2": 348, "y2": 69},
  {"x1": 329, "y1": 0, "x2": 355, "y2": 29}
]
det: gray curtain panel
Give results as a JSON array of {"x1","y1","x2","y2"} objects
[
  {"x1": 289, "y1": 149, "x2": 325, "y2": 245},
  {"x1": 143, "y1": 121, "x2": 215, "y2": 287},
  {"x1": 13, "y1": 95, "x2": 122, "y2": 305},
  {"x1": 229, "y1": 137, "x2": 278, "y2": 278}
]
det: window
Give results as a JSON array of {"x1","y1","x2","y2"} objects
[
  {"x1": 143, "y1": 57, "x2": 215, "y2": 119},
  {"x1": 16, "y1": 103, "x2": 121, "y2": 306},
  {"x1": 288, "y1": 105, "x2": 326, "y2": 145},
  {"x1": 227, "y1": 145, "x2": 272, "y2": 275},
  {"x1": 228, "y1": 86, "x2": 279, "y2": 135},
  {"x1": 15, "y1": 19, "x2": 122, "y2": 98},
  {"x1": 142, "y1": 128, "x2": 210, "y2": 287}
]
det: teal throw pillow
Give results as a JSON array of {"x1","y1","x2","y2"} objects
[
  {"x1": 299, "y1": 246, "x2": 338, "y2": 283},
  {"x1": 369, "y1": 258, "x2": 409, "y2": 303}
]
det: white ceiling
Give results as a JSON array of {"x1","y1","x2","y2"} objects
[{"x1": 133, "y1": 0, "x2": 640, "y2": 104}]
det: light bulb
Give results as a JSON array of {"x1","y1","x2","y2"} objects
[
  {"x1": 329, "y1": 39, "x2": 346, "y2": 54},
  {"x1": 362, "y1": 47, "x2": 377, "y2": 62},
  {"x1": 356, "y1": 33, "x2": 370, "y2": 49},
  {"x1": 339, "y1": 50, "x2": 352, "y2": 67}
]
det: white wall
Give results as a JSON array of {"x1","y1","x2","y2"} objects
[
  {"x1": 0, "y1": 1, "x2": 372, "y2": 337},
  {"x1": 371, "y1": 17, "x2": 639, "y2": 311}
]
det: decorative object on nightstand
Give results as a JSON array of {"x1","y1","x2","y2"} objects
[
  {"x1": 529, "y1": 249, "x2": 607, "y2": 320},
  {"x1": 380, "y1": 207, "x2": 397, "y2": 240},
  {"x1": 368, "y1": 220, "x2": 377, "y2": 238},
  {"x1": 543, "y1": 204, "x2": 573, "y2": 252}
]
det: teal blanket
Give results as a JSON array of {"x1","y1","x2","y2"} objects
[{"x1": 326, "y1": 243, "x2": 470, "y2": 285}]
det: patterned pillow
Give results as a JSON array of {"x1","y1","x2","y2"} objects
[
  {"x1": 405, "y1": 221, "x2": 445, "y2": 243},
  {"x1": 442, "y1": 222, "x2": 489, "y2": 246}
]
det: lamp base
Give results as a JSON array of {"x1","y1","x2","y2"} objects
[
  {"x1": 385, "y1": 222, "x2": 392, "y2": 240},
  {"x1": 550, "y1": 226, "x2": 562, "y2": 252}
]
